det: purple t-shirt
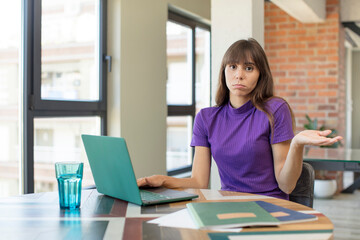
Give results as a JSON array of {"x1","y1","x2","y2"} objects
[{"x1": 190, "y1": 98, "x2": 294, "y2": 200}]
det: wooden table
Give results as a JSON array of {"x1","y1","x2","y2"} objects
[
  {"x1": 0, "y1": 189, "x2": 333, "y2": 240},
  {"x1": 304, "y1": 147, "x2": 360, "y2": 193}
]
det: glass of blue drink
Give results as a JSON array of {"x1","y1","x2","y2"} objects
[{"x1": 55, "y1": 162, "x2": 84, "y2": 209}]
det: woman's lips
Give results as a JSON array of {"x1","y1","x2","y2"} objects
[{"x1": 233, "y1": 84, "x2": 246, "y2": 89}]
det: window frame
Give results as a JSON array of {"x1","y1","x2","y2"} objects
[
  {"x1": 167, "y1": 11, "x2": 211, "y2": 176},
  {"x1": 23, "y1": 0, "x2": 108, "y2": 193}
]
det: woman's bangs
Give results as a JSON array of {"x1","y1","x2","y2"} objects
[{"x1": 224, "y1": 48, "x2": 254, "y2": 66}]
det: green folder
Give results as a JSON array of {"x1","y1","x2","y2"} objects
[{"x1": 186, "y1": 202, "x2": 280, "y2": 229}]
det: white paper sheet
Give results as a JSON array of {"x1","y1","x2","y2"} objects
[
  {"x1": 148, "y1": 208, "x2": 198, "y2": 229},
  {"x1": 147, "y1": 208, "x2": 243, "y2": 232}
]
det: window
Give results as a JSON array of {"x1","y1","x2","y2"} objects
[
  {"x1": 40, "y1": 0, "x2": 100, "y2": 101},
  {"x1": 0, "y1": 0, "x2": 108, "y2": 197},
  {"x1": 0, "y1": 0, "x2": 21, "y2": 197},
  {"x1": 33, "y1": 117, "x2": 100, "y2": 193},
  {"x1": 166, "y1": 12, "x2": 211, "y2": 175},
  {"x1": 28, "y1": 0, "x2": 107, "y2": 194}
]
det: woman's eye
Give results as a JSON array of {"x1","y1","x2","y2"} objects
[
  {"x1": 245, "y1": 66, "x2": 253, "y2": 71},
  {"x1": 229, "y1": 65, "x2": 236, "y2": 69}
]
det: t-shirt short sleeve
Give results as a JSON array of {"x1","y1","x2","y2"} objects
[
  {"x1": 271, "y1": 101, "x2": 294, "y2": 144},
  {"x1": 190, "y1": 110, "x2": 210, "y2": 147}
]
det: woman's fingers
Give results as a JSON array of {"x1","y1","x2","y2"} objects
[
  {"x1": 318, "y1": 130, "x2": 332, "y2": 137},
  {"x1": 137, "y1": 176, "x2": 163, "y2": 187},
  {"x1": 137, "y1": 177, "x2": 147, "y2": 187},
  {"x1": 333, "y1": 136, "x2": 343, "y2": 141},
  {"x1": 314, "y1": 134, "x2": 342, "y2": 146}
]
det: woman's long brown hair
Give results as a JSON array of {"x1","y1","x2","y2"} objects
[{"x1": 215, "y1": 38, "x2": 295, "y2": 135}]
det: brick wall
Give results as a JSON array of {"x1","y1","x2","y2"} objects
[
  {"x1": 264, "y1": 0, "x2": 346, "y2": 190},
  {"x1": 264, "y1": 0, "x2": 346, "y2": 139}
]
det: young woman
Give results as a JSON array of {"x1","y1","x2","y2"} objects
[{"x1": 137, "y1": 38, "x2": 342, "y2": 200}]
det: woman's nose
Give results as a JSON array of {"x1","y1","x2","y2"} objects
[{"x1": 235, "y1": 68, "x2": 244, "y2": 79}]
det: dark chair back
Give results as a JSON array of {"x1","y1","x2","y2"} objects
[{"x1": 289, "y1": 162, "x2": 315, "y2": 208}]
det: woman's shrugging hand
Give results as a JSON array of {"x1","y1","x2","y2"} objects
[{"x1": 292, "y1": 130, "x2": 343, "y2": 147}]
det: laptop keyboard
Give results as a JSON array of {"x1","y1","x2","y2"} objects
[{"x1": 140, "y1": 190, "x2": 170, "y2": 201}]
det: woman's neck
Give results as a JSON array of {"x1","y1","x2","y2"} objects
[{"x1": 229, "y1": 96, "x2": 250, "y2": 109}]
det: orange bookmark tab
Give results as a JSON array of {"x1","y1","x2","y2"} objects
[
  {"x1": 271, "y1": 211, "x2": 290, "y2": 217},
  {"x1": 217, "y1": 212, "x2": 256, "y2": 220}
]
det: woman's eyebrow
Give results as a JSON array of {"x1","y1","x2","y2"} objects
[{"x1": 243, "y1": 61, "x2": 255, "y2": 65}]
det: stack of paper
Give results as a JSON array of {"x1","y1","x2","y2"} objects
[
  {"x1": 147, "y1": 208, "x2": 243, "y2": 232},
  {"x1": 148, "y1": 201, "x2": 317, "y2": 231}
]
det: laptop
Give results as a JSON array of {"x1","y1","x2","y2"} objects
[{"x1": 81, "y1": 134, "x2": 198, "y2": 206}]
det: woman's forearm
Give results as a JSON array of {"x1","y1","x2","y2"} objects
[
  {"x1": 277, "y1": 130, "x2": 342, "y2": 194},
  {"x1": 163, "y1": 176, "x2": 207, "y2": 188},
  {"x1": 277, "y1": 138, "x2": 304, "y2": 194},
  {"x1": 145, "y1": 175, "x2": 208, "y2": 189}
]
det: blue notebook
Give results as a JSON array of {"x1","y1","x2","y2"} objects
[{"x1": 255, "y1": 201, "x2": 317, "y2": 224}]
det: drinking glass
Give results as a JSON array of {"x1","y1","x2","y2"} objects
[{"x1": 55, "y1": 162, "x2": 84, "y2": 209}]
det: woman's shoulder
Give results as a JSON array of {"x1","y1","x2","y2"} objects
[
  {"x1": 197, "y1": 105, "x2": 225, "y2": 118},
  {"x1": 199, "y1": 106, "x2": 223, "y2": 114},
  {"x1": 264, "y1": 97, "x2": 289, "y2": 113}
]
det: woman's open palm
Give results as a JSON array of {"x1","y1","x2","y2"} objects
[{"x1": 294, "y1": 130, "x2": 342, "y2": 147}]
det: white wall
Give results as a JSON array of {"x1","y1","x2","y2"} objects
[
  {"x1": 168, "y1": 0, "x2": 211, "y2": 22},
  {"x1": 107, "y1": 0, "x2": 210, "y2": 178},
  {"x1": 340, "y1": 0, "x2": 360, "y2": 22},
  {"x1": 210, "y1": 0, "x2": 264, "y2": 190}
]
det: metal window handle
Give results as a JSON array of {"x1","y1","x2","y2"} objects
[{"x1": 104, "y1": 55, "x2": 112, "y2": 72}]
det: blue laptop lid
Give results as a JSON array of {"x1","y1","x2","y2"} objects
[{"x1": 81, "y1": 134, "x2": 143, "y2": 205}]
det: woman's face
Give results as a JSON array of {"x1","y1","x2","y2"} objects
[{"x1": 224, "y1": 60, "x2": 260, "y2": 101}]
